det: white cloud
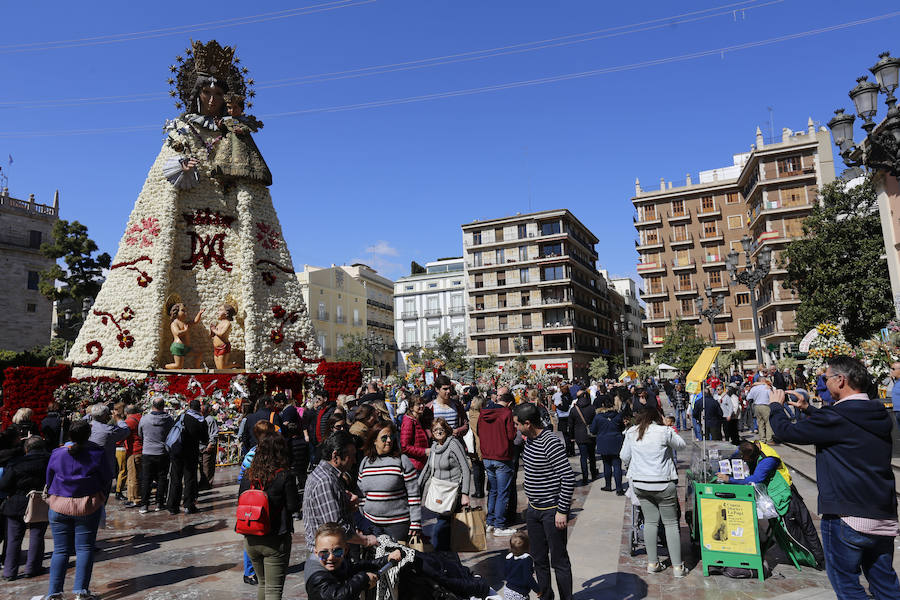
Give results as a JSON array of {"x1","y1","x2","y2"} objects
[{"x1": 364, "y1": 240, "x2": 399, "y2": 256}]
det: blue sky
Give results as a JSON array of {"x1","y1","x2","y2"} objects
[{"x1": 2, "y1": 0, "x2": 897, "y2": 286}]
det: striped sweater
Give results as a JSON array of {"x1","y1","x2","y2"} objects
[
  {"x1": 357, "y1": 454, "x2": 422, "y2": 530},
  {"x1": 522, "y1": 429, "x2": 576, "y2": 514}
]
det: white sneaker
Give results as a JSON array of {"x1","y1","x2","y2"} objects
[
  {"x1": 485, "y1": 525, "x2": 494, "y2": 534},
  {"x1": 492, "y1": 527, "x2": 517, "y2": 536},
  {"x1": 647, "y1": 562, "x2": 666, "y2": 573},
  {"x1": 673, "y1": 564, "x2": 688, "y2": 578}
]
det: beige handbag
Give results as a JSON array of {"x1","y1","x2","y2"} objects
[
  {"x1": 24, "y1": 488, "x2": 50, "y2": 524},
  {"x1": 421, "y1": 449, "x2": 460, "y2": 515}
]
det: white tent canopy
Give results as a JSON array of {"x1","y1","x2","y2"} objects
[{"x1": 656, "y1": 363, "x2": 678, "y2": 371}]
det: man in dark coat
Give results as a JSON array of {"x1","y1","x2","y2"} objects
[
  {"x1": 167, "y1": 399, "x2": 208, "y2": 514},
  {"x1": 568, "y1": 391, "x2": 598, "y2": 484},
  {"x1": 692, "y1": 391, "x2": 724, "y2": 440}
]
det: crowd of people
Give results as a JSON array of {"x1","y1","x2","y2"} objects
[{"x1": 1, "y1": 355, "x2": 899, "y2": 599}]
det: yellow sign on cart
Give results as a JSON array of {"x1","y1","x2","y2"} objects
[
  {"x1": 618, "y1": 370, "x2": 638, "y2": 382},
  {"x1": 699, "y1": 496, "x2": 757, "y2": 555},
  {"x1": 685, "y1": 347, "x2": 720, "y2": 393}
]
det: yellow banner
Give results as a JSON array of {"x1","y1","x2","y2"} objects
[
  {"x1": 618, "y1": 370, "x2": 638, "y2": 382},
  {"x1": 685, "y1": 347, "x2": 720, "y2": 394},
  {"x1": 699, "y1": 496, "x2": 757, "y2": 555}
]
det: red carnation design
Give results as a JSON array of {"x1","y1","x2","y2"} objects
[
  {"x1": 292, "y1": 341, "x2": 306, "y2": 358},
  {"x1": 272, "y1": 305, "x2": 286, "y2": 319},
  {"x1": 261, "y1": 272, "x2": 276, "y2": 286},
  {"x1": 117, "y1": 330, "x2": 135, "y2": 349},
  {"x1": 120, "y1": 306, "x2": 135, "y2": 321},
  {"x1": 270, "y1": 329, "x2": 284, "y2": 344}
]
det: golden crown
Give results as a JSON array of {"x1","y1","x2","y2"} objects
[{"x1": 168, "y1": 40, "x2": 256, "y2": 111}]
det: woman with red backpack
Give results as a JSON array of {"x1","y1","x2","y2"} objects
[{"x1": 237, "y1": 434, "x2": 300, "y2": 600}]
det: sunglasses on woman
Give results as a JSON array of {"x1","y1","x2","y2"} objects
[{"x1": 317, "y1": 547, "x2": 345, "y2": 561}]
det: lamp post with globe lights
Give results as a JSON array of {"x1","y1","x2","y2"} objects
[
  {"x1": 726, "y1": 235, "x2": 772, "y2": 366},
  {"x1": 614, "y1": 314, "x2": 632, "y2": 370},
  {"x1": 827, "y1": 51, "x2": 900, "y2": 177}
]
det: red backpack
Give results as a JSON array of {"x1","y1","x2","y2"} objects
[{"x1": 235, "y1": 470, "x2": 282, "y2": 536}]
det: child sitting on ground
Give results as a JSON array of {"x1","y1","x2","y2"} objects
[
  {"x1": 304, "y1": 522, "x2": 402, "y2": 600},
  {"x1": 502, "y1": 531, "x2": 539, "y2": 600}
]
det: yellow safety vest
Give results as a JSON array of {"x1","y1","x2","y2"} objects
[{"x1": 758, "y1": 441, "x2": 792, "y2": 488}]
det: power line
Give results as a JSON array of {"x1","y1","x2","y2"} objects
[
  {"x1": 1, "y1": 10, "x2": 897, "y2": 139},
  {"x1": 0, "y1": 0, "x2": 783, "y2": 108},
  {"x1": 0, "y1": 0, "x2": 374, "y2": 54}
]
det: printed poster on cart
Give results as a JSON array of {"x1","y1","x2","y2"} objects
[{"x1": 699, "y1": 496, "x2": 756, "y2": 555}]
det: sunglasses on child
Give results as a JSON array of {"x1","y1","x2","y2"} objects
[{"x1": 317, "y1": 547, "x2": 345, "y2": 561}]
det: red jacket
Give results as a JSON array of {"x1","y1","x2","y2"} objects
[
  {"x1": 400, "y1": 414, "x2": 430, "y2": 471},
  {"x1": 477, "y1": 406, "x2": 516, "y2": 461},
  {"x1": 125, "y1": 413, "x2": 143, "y2": 455}
]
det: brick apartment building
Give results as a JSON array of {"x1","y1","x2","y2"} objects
[
  {"x1": 461, "y1": 209, "x2": 622, "y2": 380},
  {"x1": 632, "y1": 120, "x2": 835, "y2": 364}
]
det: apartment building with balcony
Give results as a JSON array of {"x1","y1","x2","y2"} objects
[
  {"x1": 393, "y1": 258, "x2": 468, "y2": 360},
  {"x1": 296, "y1": 264, "x2": 367, "y2": 360},
  {"x1": 632, "y1": 120, "x2": 835, "y2": 363},
  {"x1": 0, "y1": 189, "x2": 59, "y2": 351},
  {"x1": 340, "y1": 263, "x2": 396, "y2": 375},
  {"x1": 602, "y1": 272, "x2": 646, "y2": 367},
  {"x1": 462, "y1": 209, "x2": 620, "y2": 380}
]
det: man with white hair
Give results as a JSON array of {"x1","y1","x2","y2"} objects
[{"x1": 87, "y1": 403, "x2": 131, "y2": 482}]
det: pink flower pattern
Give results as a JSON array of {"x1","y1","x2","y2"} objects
[{"x1": 125, "y1": 217, "x2": 161, "y2": 248}]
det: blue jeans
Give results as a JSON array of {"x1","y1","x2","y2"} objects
[
  {"x1": 484, "y1": 459, "x2": 514, "y2": 528},
  {"x1": 430, "y1": 512, "x2": 453, "y2": 551},
  {"x1": 820, "y1": 516, "x2": 900, "y2": 600},
  {"x1": 674, "y1": 408, "x2": 687, "y2": 430},
  {"x1": 243, "y1": 550, "x2": 255, "y2": 577},
  {"x1": 692, "y1": 420, "x2": 702, "y2": 441},
  {"x1": 48, "y1": 508, "x2": 102, "y2": 596},
  {"x1": 600, "y1": 455, "x2": 623, "y2": 492}
]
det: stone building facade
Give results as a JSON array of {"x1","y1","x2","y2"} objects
[{"x1": 0, "y1": 189, "x2": 58, "y2": 351}]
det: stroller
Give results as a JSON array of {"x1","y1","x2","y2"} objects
[{"x1": 627, "y1": 487, "x2": 678, "y2": 557}]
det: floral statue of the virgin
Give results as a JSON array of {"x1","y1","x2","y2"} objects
[{"x1": 68, "y1": 40, "x2": 321, "y2": 376}]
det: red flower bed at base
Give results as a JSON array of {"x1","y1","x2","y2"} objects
[
  {"x1": 1, "y1": 365, "x2": 72, "y2": 429},
  {"x1": 317, "y1": 361, "x2": 362, "y2": 401}
]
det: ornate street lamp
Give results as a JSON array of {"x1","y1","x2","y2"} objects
[
  {"x1": 363, "y1": 333, "x2": 388, "y2": 378},
  {"x1": 613, "y1": 314, "x2": 632, "y2": 369},
  {"x1": 726, "y1": 235, "x2": 771, "y2": 366},
  {"x1": 694, "y1": 285, "x2": 725, "y2": 343},
  {"x1": 827, "y1": 52, "x2": 900, "y2": 176}
]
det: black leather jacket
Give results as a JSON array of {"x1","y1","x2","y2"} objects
[{"x1": 304, "y1": 554, "x2": 390, "y2": 600}]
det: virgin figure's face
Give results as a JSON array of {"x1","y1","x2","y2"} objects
[{"x1": 199, "y1": 85, "x2": 225, "y2": 116}]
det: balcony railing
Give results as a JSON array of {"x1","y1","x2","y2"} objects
[
  {"x1": 645, "y1": 312, "x2": 669, "y2": 321},
  {"x1": 353, "y1": 319, "x2": 363, "y2": 327},
  {"x1": 448, "y1": 306, "x2": 465, "y2": 315},
  {"x1": 400, "y1": 310, "x2": 417, "y2": 319},
  {"x1": 316, "y1": 311, "x2": 329, "y2": 321},
  {"x1": 669, "y1": 234, "x2": 693, "y2": 245},
  {"x1": 424, "y1": 308, "x2": 442, "y2": 316},
  {"x1": 697, "y1": 204, "x2": 721, "y2": 217},
  {"x1": 543, "y1": 319, "x2": 574, "y2": 329},
  {"x1": 673, "y1": 284, "x2": 698, "y2": 294},
  {"x1": 667, "y1": 208, "x2": 692, "y2": 222},
  {"x1": 671, "y1": 258, "x2": 695, "y2": 270},
  {"x1": 699, "y1": 231, "x2": 723, "y2": 243},
  {"x1": 335, "y1": 315, "x2": 346, "y2": 324}
]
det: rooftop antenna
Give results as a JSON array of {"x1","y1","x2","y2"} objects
[{"x1": 766, "y1": 106, "x2": 775, "y2": 142}]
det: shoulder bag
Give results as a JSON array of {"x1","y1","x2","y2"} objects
[
  {"x1": 24, "y1": 486, "x2": 50, "y2": 524},
  {"x1": 421, "y1": 447, "x2": 460, "y2": 515},
  {"x1": 574, "y1": 405, "x2": 595, "y2": 441}
]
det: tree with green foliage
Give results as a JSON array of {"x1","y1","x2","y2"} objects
[
  {"x1": 634, "y1": 362, "x2": 657, "y2": 380},
  {"x1": 39, "y1": 219, "x2": 111, "y2": 306},
  {"x1": 781, "y1": 175, "x2": 892, "y2": 345},
  {"x1": 422, "y1": 332, "x2": 469, "y2": 374},
  {"x1": 410, "y1": 261, "x2": 426, "y2": 275},
  {"x1": 475, "y1": 353, "x2": 499, "y2": 373},
  {"x1": 589, "y1": 357, "x2": 609, "y2": 381},
  {"x1": 720, "y1": 350, "x2": 752, "y2": 372},
  {"x1": 336, "y1": 333, "x2": 377, "y2": 368},
  {"x1": 655, "y1": 319, "x2": 708, "y2": 372}
]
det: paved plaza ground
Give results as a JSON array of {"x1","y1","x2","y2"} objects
[{"x1": 8, "y1": 401, "x2": 900, "y2": 599}]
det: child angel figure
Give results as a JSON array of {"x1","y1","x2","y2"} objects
[
  {"x1": 212, "y1": 93, "x2": 271, "y2": 186},
  {"x1": 165, "y1": 303, "x2": 204, "y2": 370},
  {"x1": 210, "y1": 304, "x2": 239, "y2": 370}
]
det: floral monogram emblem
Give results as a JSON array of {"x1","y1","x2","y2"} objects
[{"x1": 181, "y1": 232, "x2": 233, "y2": 272}]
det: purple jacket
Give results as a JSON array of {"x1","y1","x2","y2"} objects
[{"x1": 46, "y1": 442, "x2": 112, "y2": 498}]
